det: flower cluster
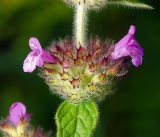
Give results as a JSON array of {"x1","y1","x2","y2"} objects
[
  {"x1": 0, "y1": 102, "x2": 51, "y2": 137},
  {"x1": 23, "y1": 25, "x2": 143, "y2": 103}
]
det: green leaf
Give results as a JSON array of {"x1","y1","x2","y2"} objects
[
  {"x1": 108, "y1": 0, "x2": 154, "y2": 9},
  {"x1": 56, "y1": 100, "x2": 99, "y2": 137}
]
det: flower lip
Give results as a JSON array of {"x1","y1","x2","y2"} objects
[
  {"x1": 111, "y1": 25, "x2": 144, "y2": 67},
  {"x1": 8, "y1": 102, "x2": 31, "y2": 127}
]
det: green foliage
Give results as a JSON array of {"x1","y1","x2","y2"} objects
[
  {"x1": 108, "y1": 0, "x2": 154, "y2": 9},
  {"x1": 56, "y1": 100, "x2": 99, "y2": 137}
]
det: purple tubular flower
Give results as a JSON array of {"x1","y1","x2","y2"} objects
[
  {"x1": 8, "y1": 102, "x2": 31, "y2": 127},
  {"x1": 111, "y1": 25, "x2": 144, "y2": 67},
  {"x1": 23, "y1": 37, "x2": 56, "y2": 73}
]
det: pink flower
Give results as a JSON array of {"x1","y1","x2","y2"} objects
[
  {"x1": 23, "y1": 37, "x2": 56, "y2": 73},
  {"x1": 111, "y1": 25, "x2": 144, "y2": 67},
  {"x1": 8, "y1": 102, "x2": 31, "y2": 126}
]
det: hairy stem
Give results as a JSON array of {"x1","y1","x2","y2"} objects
[{"x1": 74, "y1": 3, "x2": 87, "y2": 49}]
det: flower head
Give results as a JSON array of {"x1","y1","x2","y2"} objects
[
  {"x1": 111, "y1": 25, "x2": 144, "y2": 67},
  {"x1": 41, "y1": 38, "x2": 127, "y2": 103},
  {"x1": 23, "y1": 37, "x2": 56, "y2": 73},
  {"x1": 8, "y1": 102, "x2": 30, "y2": 127}
]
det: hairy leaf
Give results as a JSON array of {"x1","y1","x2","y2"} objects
[
  {"x1": 56, "y1": 100, "x2": 98, "y2": 137},
  {"x1": 108, "y1": 0, "x2": 154, "y2": 9}
]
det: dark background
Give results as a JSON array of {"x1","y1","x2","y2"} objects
[{"x1": 0, "y1": 0, "x2": 160, "y2": 137}]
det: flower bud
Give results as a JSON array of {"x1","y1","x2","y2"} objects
[{"x1": 64, "y1": 0, "x2": 107, "y2": 9}]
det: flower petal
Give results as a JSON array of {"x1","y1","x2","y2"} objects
[
  {"x1": 23, "y1": 51, "x2": 44, "y2": 73},
  {"x1": 111, "y1": 43, "x2": 130, "y2": 60},
  {"x1": 131, "y1": 55, "x2": 143, "y2": 67},
  {"x1": 128, "y1": 40, "x2": 144, "y2": 67},
  {"x1": 23, "y1": 52, "x2": 37, "y2": 73},
  {"x1": 42, "y1": 49, "x2": 56, "y2": 63},
  {"x1": 128, "y1": 40, "x2": 144, "y2": 56},
  {"x1": 29, "y1": 37, "x2": 42, "y2": 54},
  {"x1": 36, "y1": 56, "x2": 44, "y2": 67},
  {"x1": 128, "y1": 25, "x2": 136, "y2": 35}
]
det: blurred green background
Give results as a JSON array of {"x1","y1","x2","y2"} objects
[{"x1": 0, "y1": 0, "x2": 160, "y2": 137}]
